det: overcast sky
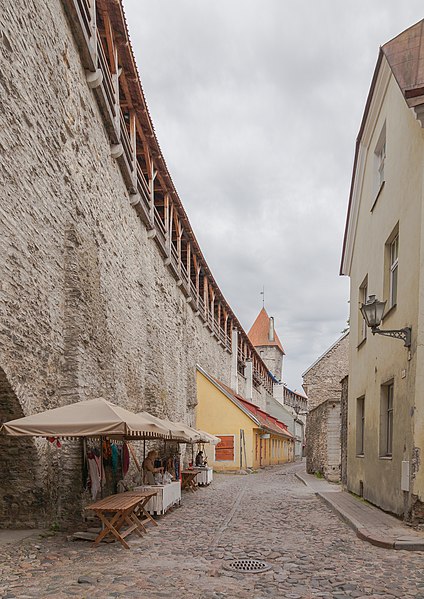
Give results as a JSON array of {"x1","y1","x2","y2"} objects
[{"x1": 123, "y1": 1, "x2": 423, "y2": 391}]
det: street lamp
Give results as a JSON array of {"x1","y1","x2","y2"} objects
[{"x1": 360, "y1": 295, "x2": 411, "y2": 347}]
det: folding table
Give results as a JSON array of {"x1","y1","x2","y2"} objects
[
  {"x1": 181, "y1": 469, "x2": 200, "y2": 492},
  {"x1": 85, "y1": 490, "x2": 157, "y2": 549}
]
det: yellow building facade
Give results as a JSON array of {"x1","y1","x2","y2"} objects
[{"x1": 196, "y1": 367, "x2": 294, "y2": 471}]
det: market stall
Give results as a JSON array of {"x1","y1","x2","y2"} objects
[
  {"x1": 192, "y1": 430, "x2": 219, "y2": 486},
  {"x1": 133, "y1": 482, "x2": 181, "y2": 515},
  {"x1": 195, "y1": 467, "x2": 213, "y2": 486},
  {"x1": 0, "y1": 398, "x2": 174, "y2": 545},
  {"x1": 136, "y1": 413, "x2": 219, "y2": 492}
]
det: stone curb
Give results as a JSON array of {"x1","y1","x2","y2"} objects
[{"x1": 295, "y1": 472, "x2": 424, "y2": 552}]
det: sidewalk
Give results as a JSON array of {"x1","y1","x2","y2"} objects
[{"x1": 296, "y1": 468, "x2": 424, "y2": 551}]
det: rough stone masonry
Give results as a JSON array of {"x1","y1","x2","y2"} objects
[{"x1": 0, "y1": 0, "x2": 261, "y2": 526}]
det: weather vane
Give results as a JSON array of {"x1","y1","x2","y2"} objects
[{"x1": 260, "y1": 286, "x2": 265, "y2": 308}]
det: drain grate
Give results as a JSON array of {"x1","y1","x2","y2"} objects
[{"x1": 223, "y1": 559, "x2": 272, "y2": 573}]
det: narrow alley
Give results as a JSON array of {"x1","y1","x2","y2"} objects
[{"x1": 1, "y1": 463, "x2": 423, "y2": 599}]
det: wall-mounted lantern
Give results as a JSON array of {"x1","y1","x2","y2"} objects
[{"x1": 360, "y1": 295, "x2": 411, "y2": 347}]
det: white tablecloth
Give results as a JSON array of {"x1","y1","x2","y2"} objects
[
  {"x1": 134, "y1": 481, "x2": 181, "y2": 515},
  {"x1": 195, "y1": 467, "x2": 213, "y2": 486}
]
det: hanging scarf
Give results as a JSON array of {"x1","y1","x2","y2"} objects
[{"x1": 111, "y1": 443, "x2": 119, "y2": 474}]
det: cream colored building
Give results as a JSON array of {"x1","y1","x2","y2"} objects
[{"x1": 341, "y1": 20, "x2": 424, "y2": 521}]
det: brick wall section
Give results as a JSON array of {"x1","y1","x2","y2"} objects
[
  {"x1": 302, "y1": 333, "x2": 349, "y2": 410},
  {"x1": 0, "y1": 0, "x2": 267, "y2": 526},
  {"x1": 306, "y1": 400, "x2": 341, "y2": 482}
]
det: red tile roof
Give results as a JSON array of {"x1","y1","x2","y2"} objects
[
  {"x1": 383, "y1": 20, "x2": 424, "y2": 110},
  {"x1": 213, "y1": 377, "x2": 293, "y2": 439},
  {"x1": 248, "y1": 308, "x2": 285, "y2": 354}
]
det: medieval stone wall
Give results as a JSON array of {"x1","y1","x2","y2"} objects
[
  {"x1": 302, "y1": 333, "x2": 349, "y2": 411},
  {"x1": 306, "y1": 399, "x2": 341, "y2": 482},
  {"x1": 257, "y1": 345, "x2": 283, "y2": 381},
  {"x1": 0, "y1": 0, "x2": 261, "y2": 526},
  {"x1": 306, "y1": 402, "x2": 327, "y2": 477}
]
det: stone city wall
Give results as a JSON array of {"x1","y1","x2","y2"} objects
[
  {"x1": 306, "y1": 399, "x2": 341, "y2": 482},
  {"x1": 0, "y1": 0, "x2": 265, "y2": 526},
  {"x1": 302, "y1": 334, "x2": 349, "y2": 411}
]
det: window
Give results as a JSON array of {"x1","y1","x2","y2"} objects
[
  {"x1": 384, "y1": 225, "x2": 399, "y2": 310},
  {"x1": 389, "y1": 235, "x2": 398, "y2": 308},
  {"x1": 374, "y1": 123, "x2": 386, "y2": 197},
  {"x1": 356, "y1": 396, "x2": 365, "y2": 456},
  {"x1": 358, "y1": 276, "x2": 368, "y2": 343},
  {"x1": 376, "y1": 142, "x2": 386, "y2": 187},
  {"x1": 380, "y1": 382, "x2": 394, "y2": 457},
  {"x1": 215, "y1": 435, "x2": 235, "y2": 461}
]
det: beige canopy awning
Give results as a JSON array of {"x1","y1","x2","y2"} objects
[
  {"x1": 137, "y1": 412, "x2": 199, "y2": 443},
  {"x1": 196, "y1": 430, "x2": 221, "y2": 445},
  {"x1": 171, "y1": 421, "x2": 203, "y2": 443},
  {"x1": 1, "y1": 398, "x2": 171, "y2": 439}
]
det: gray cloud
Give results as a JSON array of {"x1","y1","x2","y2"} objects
[{"x1": 123, "y1": 0, "x2": 423, "y2": 389}]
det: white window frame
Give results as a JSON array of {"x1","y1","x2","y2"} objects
[
  {"x1": 380, "y1": 382, "x2": 394, "y2": 458},
  {"x1": 356, "y1": 396, "x2": 365, "y2": 456},
  {"x1": 374, "y1": 123, "x2": 386, "y2": 198},
  {"x1": 377, "y1": 142, "x2": 386, "y2": 187},
  {"x1": 389, "y1": 235, "x2": 398, "y2": 308},
  {"x1": 359, "y1": 277, "x2": 368, "y2": 343},
  {"x1": 386, "y1": 384, "x2": 394, "y2": 457}
]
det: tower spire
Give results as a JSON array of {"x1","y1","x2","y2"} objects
[{"x1": 260, "y1": 285, "x2": 265, "y2": 308}]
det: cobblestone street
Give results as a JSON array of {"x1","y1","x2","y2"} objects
[{"x1": 1, "y1": 463, "x2": 423, "y2": 599}]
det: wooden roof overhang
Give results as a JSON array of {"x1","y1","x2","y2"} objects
[
  {"x1": 99, "y1": 0, "x2": 250, "y2": 334},
  {"x1": 60, "y1": 0, "x2": 275, "y2": 392},
  {"x1": 97, "y1": 0, "x2": 274, "y2": 376}
]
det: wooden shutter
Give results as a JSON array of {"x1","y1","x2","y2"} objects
[{"x1": 215, "y1": 435, "x2": 234, "y2": 461}]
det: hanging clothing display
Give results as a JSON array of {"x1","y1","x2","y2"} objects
[
  {"x1": 87, "y1": 454, "x2": 101, "y2": 500},
  {"x1": 123, "y1": 443, "x2": 130, "y2": 475},
  {"x1": 111, "y1": 443, "x2": 119, "y2": 474}
]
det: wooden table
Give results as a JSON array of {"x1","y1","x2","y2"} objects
[
  {"x1": 85, "y1": 490, "x2": 157, "y2": 549},
  {"x1": 120, "y1": 490, "x2": 158, "y2": 529},
  {"x1": 182, "y1": 469, "x2": 200, "y2": 493}
]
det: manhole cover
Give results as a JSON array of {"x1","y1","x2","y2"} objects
[{"x1": 223, "y1": 559, "x2": 272, "y2": 573}]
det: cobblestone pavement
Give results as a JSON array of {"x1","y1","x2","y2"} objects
[{"x1": 1, "y1": 462, "x2": 424, "y2": 599}]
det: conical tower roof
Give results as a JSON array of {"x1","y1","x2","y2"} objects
[{"x1": 248, "y1": 308, "x2": 285, "y2": 354}]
